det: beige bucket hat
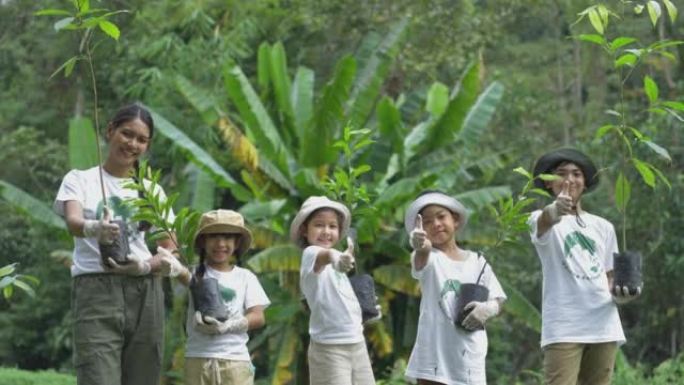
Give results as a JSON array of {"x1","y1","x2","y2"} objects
[
  {"x1": 404, "y1": 191, "x2": 469, "y2": 234},
  {"x1": 193, "y1": 209, "x2": 253, "y2": 256},
  {"x1": 289, "y1": 196, "x2": 351, "y2": 248}
]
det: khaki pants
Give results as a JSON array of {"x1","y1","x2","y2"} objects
[
  {"x1": 72, "y1": 274, "x2": 164, "y2": 385},
  {"x1": 184, "y1": 358, "x2": 254, "y2": 385},
  {"x1": 543, "y1": 342, "x2": 618, "y2": 385},
  {"x1": 308, "y1": 340, "x2": 375, "y2": 385}
]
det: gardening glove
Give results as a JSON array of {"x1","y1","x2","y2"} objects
[
  {"x1": 83, "y1": 207, "x2": 119, "y2": 244},
  {"x1": 409, "y1": 214, "x2": 431, "y2": 252},
  {"x1": 543, "y1": 181, "x2": 573, "y2": 224},
  {"x1": 330, "y1": 241, "x2": 355, "y2": 273},
  {"x1": 194, "y1": 311, "x2": 249, "y2": 335},
  {"x1": 612, "y1": 285, "x2": 642, "y2": 305},
  {"x1": 158, "y1": 246, "x2": 188, "y2": 278},
  {"x1": 461, "y1": 300, "x2": 500, "y2": 330},
  {"x1": 106, "y1": 253, "x2": 151, "y2": 276}
]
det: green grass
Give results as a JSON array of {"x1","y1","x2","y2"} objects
[{"x1": 0, "y1": 367, "x2": 76, "y2": 385}]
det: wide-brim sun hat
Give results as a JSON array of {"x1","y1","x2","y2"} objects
[
  {"x1": 532, "y1": 148, "x2": 599, "y2": 194},
  {"x1": 289, "y1": 196, "x2": 351, "y2": 247},
  {"x1": 193, "y1": 209, "x2": 253, "y2": 257},
  {"x1": 404, "y1": 192, "x2": 469, "y2": 235}
]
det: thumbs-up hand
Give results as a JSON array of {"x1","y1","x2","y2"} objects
[
  {"x1": 330, "y1": 238, "x2": 355, "y2": 273},
  {"x1": 555, "y1": 180, "x2": 573, "y2": 215},
  {"x1": 410, "y1": 214, "x2": 431, "y2": 252}
]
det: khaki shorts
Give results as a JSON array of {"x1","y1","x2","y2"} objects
[
  {"x1": 72, "y1": 274, "x2": 164, "y2": 385},
  {"x1": 184, "y1": 357, "x2": 254, "y2": 385},
  {"x1": 308, "y1": 340, "x2": 375, "y2": 385},
  {"x1": 543, "y1": 342, "x2": 618, "y2": 385}
]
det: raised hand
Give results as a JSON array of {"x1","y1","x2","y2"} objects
[
  {"x1": 331, "y1": 238, "x2": 355, "y2": 273},
  {"x1": 544, "y1": 180, "x2": 573, "y2": 224},
  {"x1": 83, "y1": 206, "x2": 120, "y2": 244},
  {"x1": 409, "y1": 214, "x2": 431, "y2": 252}
]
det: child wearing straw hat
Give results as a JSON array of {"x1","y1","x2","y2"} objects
[
  {"x1": 163, "y1": 209, "x2": 270, "y2": 385},
  {"x1": 404, "y1": 191, "x2": 506, "y2": 385},
  {"x1": 290, "y1": 196, "x2": 375, "y2": 385},
  {"x1": 529, "y1": 148, "x2": 640, "y2": 385}
]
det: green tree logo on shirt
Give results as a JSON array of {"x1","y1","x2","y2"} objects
[
  {"x1": 562, "y1": 231, "x2": 603, "y2": 280},
  {"x1": 220, "y1": 285, "x2": 236, "y2": 303},
  {"x1": 439, "y1": 279, "x2": 461, "y2": 321}
]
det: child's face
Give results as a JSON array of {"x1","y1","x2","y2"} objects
[
  {"x1": 302, "y1": 209, "x2": 340, "y2": 248},
  {"x1": 202, "y1": 233, "x2": 239, "y2": 266},
  {"x1": 545, "y1": 162, "x2": 585, "y2": 201},
  {"x1": 420, "y1": 204, "x2": 459, "y2": 247}
]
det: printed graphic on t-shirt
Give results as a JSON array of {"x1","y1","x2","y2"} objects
[
  {"x1": 561, "y1": 230, "x2": 602, "y2": 280},
  {"x1": 220, "y1": 284, "x2": 239, "y2": 317},
  {"x1": 95, "y1": 196, "x2": 144, "y2": 243},
  {"x1": 439, "y1": 279, "x2": 461, "y2": 321}
]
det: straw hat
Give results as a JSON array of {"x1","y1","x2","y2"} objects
[
  {"x1": 193, "y1": 209, "x2": 252, "y2": 256},
  {"x1": 532, "y1": 148, "x2": 599, "y2": 194},
  {"x1": 404, "y1": 191, "x2": 469, "y2": 234},
  {"x1": 289, "y1": 196, "x2": 351, "y2": 247}
]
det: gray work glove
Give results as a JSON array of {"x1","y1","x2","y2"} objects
[
  {"x1": 409, "y1": 214, "x2": 431, "y2": 252},
  {"x1": 461, "y1": 300, "x2": 500, "y2": 330},
  {"x1": 193, "y1": 311, "x2": 249, "y2": 335}
]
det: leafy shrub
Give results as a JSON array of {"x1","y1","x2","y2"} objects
[{"x1": 0, "y1": 367, "x2": 75, "y2": 385}]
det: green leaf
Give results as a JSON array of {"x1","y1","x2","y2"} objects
[
  {"x1": 291, "y1": 66, "x2": 314, "y2": 140},
  {"x1": 68, "y1": 117, "x2": 99, "y2": 169},
  {"x1": 634, "y1": 5, "x2": 645, "y2": 14},
  {"x1": 373, "y1": 265, "x2": 420, "y2": 296},
  {"x1": 455, "y1": 186, "x2": 512, "y2": 210},
  {"x1": 644, "y1": 75, "x2": 658, "y2": 104},
  {"x1": 647, "y1": 1, "x2": 662, "y2": 27},
  {"x1": 35, "y1": 9, "x2": 72, "y2": 16},
  {"x1": 12, "y1": 279, "x2": 36, "y2": 298},
  {"x1": 239, "y1": 199, "x2": 287, "y2": 222},
  {"x1": 174, "y1": 74, "x2": 219, "y2": 125},
  {"x1": 301, "y1": 56, "x2": 356, "y2": 167},
  {"x1": 0, "y1": 263, "x2": 17, "y2": 277},
  {"x1": 595, "y1": 124, "x2": 614, "y2": 139},
  {"x1": 49, "y1": 56, "x2": 79, "y2": 80},
  {"x1": 269, "y1": 42, "x2": 296, "y2": 146},
  {"x1": 54, "y1": 17, "x2": 75, "y2": 31},
  {"x1": 577, "y1": 34, "x2": 606, "y2": 46},
  {"x1": 147, "y1": 107, "x2": 251, "y2": 201},
  {"x1": 588, "y1": 8, "x2": 604, "y2": 35},
  {"x1": 376, "y1": 97, "x2": 404, "y2": 154},
  {"x1": 662, "y1": 101, "x2": 684, "y2": 111},
  {"x1": 0, "y1": 180, "x2": 67, "y2": 230},
  {"x1": 98, "y1": 20, "x2": 120, "y2": 40},
  {"x1": 513, "y1": 167, "x2": 532, "y2": 179},
  {"x1": 614, "y1": 53, "x2": 638, "y2": 68},
  {"x1": 458, "y1": 81, "x2": 504, "y2": 151},
  {"x1": 643, "y1": 141, "x2": 672, "y2": 162},
  {"x1": 247, "y1": 244, "x2": 301, "y2": 273},
  {"x1": 426, "y1": 82, "x2": 449, "y2": 117},
  {"x1": 615, "y1": 172, "x2": 631, "y2": 212},
  {"x1": 663, "y1": 0, "x2": 678, "y2": 24},
  {"x1": 632, "y1": 159, "x2": 656, "y2": 188},
  {"x1": 609, "y1": 37, "x2": 637, "y2": 52},
  {"x1": 256, "y1": 43, "x2": 271, "y2": 93},
  {"x1": 500, "y1": 279, "x2": 541, "y2": 333}
]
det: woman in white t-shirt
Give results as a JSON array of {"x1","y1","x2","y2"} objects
[
  {"x1": 404, "y1": 191, "x2": 507, "y2": 385},
  {"x1": 290, "y1": 196, "x2": 375, "y2": 385},
  {"x1": 53, "y1": 103, "x2": 179, "y2": 385},
  {"x1": 165, "y1": 209, "x2": 270, "y2": 385}
]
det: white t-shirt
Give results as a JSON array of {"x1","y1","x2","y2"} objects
[
  {"x1": 406, "y1": 249, "x2": 506, "y2": 385},
  {"x1": 528, "y1": 210, "x2": 625, "y2": 348},
  {"x1": 186, "y1": 265, "x2": 271, "y2": 361},
  {"x1": 300, "y1": 245, "x2": 364, "y2": 344},
  {"x1": 53, "y1": 166, "x2": 174, "y2": 277}
]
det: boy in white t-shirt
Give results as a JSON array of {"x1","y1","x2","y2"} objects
[
  {"x1": 162, "y1": 209, "x2": 270, "y2": 385},
  {"x1": 290, "y1": 196, "x2": 375, "y2": 385},
  {"x1": 404, "y1": 191, "x2": 506, "y2": 385},
  {"x1": 528, "y1": 148, "x2": 641, "y2": 385}
]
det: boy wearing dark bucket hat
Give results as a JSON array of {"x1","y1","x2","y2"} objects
[
  {"x1": 403, "y1": 191, "x2": 506, "y2": 385},
  {"x1": 164, "y1": 209, "x2": 270, "y2": 385},
  {"x1": 290, "y1": 196, "x2": 376, "y2": 385},
  {"x1": 528, "y1": 148, "x2": 640, "y2": 385}
]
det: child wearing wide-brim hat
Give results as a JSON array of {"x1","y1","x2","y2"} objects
[
  {"x1": 404, "y1": 190, "x2": 506, "y2": 385},
  {"x1": 528, "y1": 148, "x2": 640, "y2": 385},
  {"x1": 164, "y1": 209, "x2": 270, "y2": 385},
  {"x1": 291, "y1": 196, "x2": 375, "y2": 385}
]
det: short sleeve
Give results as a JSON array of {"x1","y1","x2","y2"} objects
[
  {"x1": 410, "y1": 250, "x2": 434, "y2": 279},
  {"x1": 300, "y1": 245, "x2": 323, "y2": 278},
  {"x1": 53, "y1": 170, "x2": 83, "y2": 216},
  {"x1": 528, "y1": 210, "x2": 552, "y2": 245},
  {"x1": 244, "y1": 271, "x2": 271, "y2": 310}
]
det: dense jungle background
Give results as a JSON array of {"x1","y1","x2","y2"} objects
[{"x1": 0, "y1": 0, "x2": 683, "y2": 384}]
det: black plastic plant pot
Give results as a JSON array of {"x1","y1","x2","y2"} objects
[
  {"x1": 349, "y1": 273, "x2": 380, "y2": 323},
  {"x1": 190, "y1": 276, "x2": 228, "y2": 322},
  {"x1": 613, "y1": 250, "x2": 642, "y2": 296},
  {"x1": 99, "y1": 219, "x2": 130, "y2": 266},
  {"x1": 455, "y1": 283, "x2": 490, "y2": 331}
]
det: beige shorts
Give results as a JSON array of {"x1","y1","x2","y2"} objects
[
  {"x1": 308, "y1": 340, "x2": 375, "y2": 385},
  {"x1": 185, "y1": 357, "x2": 254, "y2": 385},
  {"x1": 543, "y1": 342, "x2": 618, "y2": 385}
]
